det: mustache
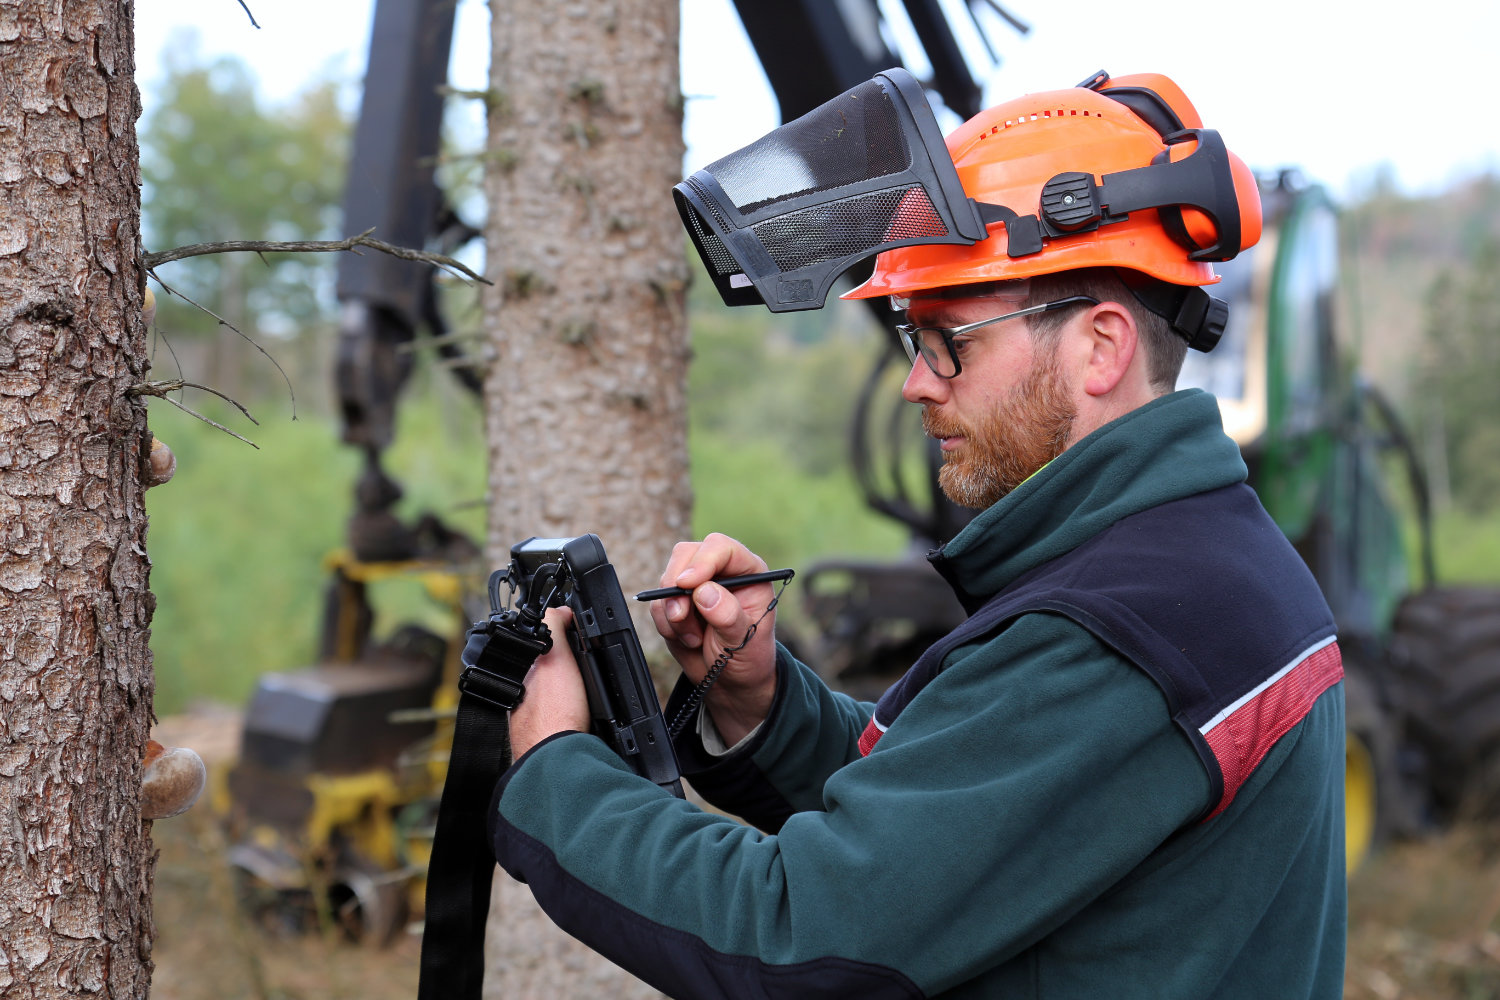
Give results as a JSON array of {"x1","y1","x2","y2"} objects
[{"x1": 921, "y1": 407, "x2": 966, "y2": 440}]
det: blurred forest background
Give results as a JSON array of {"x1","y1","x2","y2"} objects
[
  {"x1": 138, "y1": 46, "x2": 1500, "y2": 717},
  {"x1": 139, "y1": 45, "x2": 910, "y2": 715},
  {"x1": 133, "y1": 41, "x2": 1500, "y2": 1000}
]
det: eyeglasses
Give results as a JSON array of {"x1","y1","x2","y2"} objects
[{"x1": 897, "y1": 295, "x2": 1099, "y2": 379}]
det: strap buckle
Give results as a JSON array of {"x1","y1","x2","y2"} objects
[
  {"x1": 457, "y1": 665, "x2": 526, "y2": 712},
  {"x1": 455, "y1": 617, "x2": 551, "y2": 712}
]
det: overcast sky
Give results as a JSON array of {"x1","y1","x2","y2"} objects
[{"x1": 133, "y1": 0, "x2": 1499, "y2": 198}]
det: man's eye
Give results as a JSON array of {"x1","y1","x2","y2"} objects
[{"x1": 951, "y1": 336, "x2": 974, "y2": 355}]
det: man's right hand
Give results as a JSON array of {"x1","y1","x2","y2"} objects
[{"x1": 650, "y1": 533, "x2": 779, "y2": 747}]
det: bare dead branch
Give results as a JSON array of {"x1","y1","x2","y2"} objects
[
  {"x1": 128, "y1": 380, "x2": 260, "y2": 449},
  {"x1": 394, "y1": 329, "x2": 488, "y2": 354},
  {"x1": 142, "y1": 229, "x2": 491, "y2": 285},
  {"x1": 150, "y1": 323, "x2": 185, "y2": 384},
  {"x1": 235, "y1": 0, "x2": 262, "y2": 28},
  {"x1": 140, "y1": 230, "x2": 488, "y2": 429},
  {"x1": 130, "y1": 379, "x2": 259, "y2": 424},
  {"x1": 146, "y1": 272, "x2": 297, "y2": 419},
  {"x1": 430, "y1": 353, "x2": 491, "y2": 372}
]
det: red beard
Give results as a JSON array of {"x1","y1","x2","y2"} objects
[{"x1": 922, "y1": 355, "x2": 1077, "y2": 509}]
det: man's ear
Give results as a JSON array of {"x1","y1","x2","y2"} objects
[{"x1": 1079, "y1": 301, "x2": 1138, "y2": 397}]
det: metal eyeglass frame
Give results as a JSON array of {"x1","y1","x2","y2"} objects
[{"x1": 897, "y1": 295, "x2": 1100, "y2": 379}]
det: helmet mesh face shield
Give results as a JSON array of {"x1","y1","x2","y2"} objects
[
  {"x1": 674, "y1": 68, "x2": 1262, "y2": 352},
  {"x1": 674, "y1": 68, "x2": 987, "y2": 312}
]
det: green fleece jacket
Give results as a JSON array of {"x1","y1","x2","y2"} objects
[{"x1": 490, "y1": 389, "x2": 1347, "y2": 998}]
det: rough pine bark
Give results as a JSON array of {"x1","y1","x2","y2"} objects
[
  {"x1": 0, "y1": 1, "x2": 156, "y2": 996},
  {"x1": 484, "y1": 0, "x2": 692, "y2": 634}
]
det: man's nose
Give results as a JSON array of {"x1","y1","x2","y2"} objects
[{"x1": 902, "y1": 353, "x2": 948, "y2": 405}]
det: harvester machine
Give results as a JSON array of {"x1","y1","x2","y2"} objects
[{"x1": 223, "y1": 0, "x2": 486, "y2": 943}]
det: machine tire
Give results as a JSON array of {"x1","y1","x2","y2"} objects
[
  {"x1": 1342, "y1": 665, "x2": 1402, "y2": 871},
  {"x1": 1389, "y1": 586, "x2": 1500, "y2": 818}
]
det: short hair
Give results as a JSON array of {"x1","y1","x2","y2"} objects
[{"x1": 1022, "y1": 268, "x2": 1188, "y2": 394}]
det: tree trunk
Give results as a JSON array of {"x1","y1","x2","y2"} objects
[
  {"x1": 0, "y1": 2, "x2": 156, "y2": 996},
  {"x1": 484, "y1": 0, "x2": 692, "y2": 633},
  {"x1": 482, "y1": 3, "x2": 688, "y2": 994}
]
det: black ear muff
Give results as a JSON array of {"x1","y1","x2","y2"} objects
[{"x1": 1171, "y1": 287, "x2": 1230, "y2": 352}]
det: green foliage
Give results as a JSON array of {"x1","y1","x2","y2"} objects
[
  {"x1": 1417, "y1": 232, "x2": 1500, "y2": 513},
  {"x1": 1341, "y1": 171, "x2": 1500, "y2": 538},
  {"x1": 1430, "y1": 508, "x2": 1500, "y2": 584},
  {"x1": 1340, "y1": 173, "x2": 1500, "y2": 405},
  {"x1": 690, "y1": 431, "x2": 905, "y2": 575},
  {"x1": 383, "y1": 365, "x2": 490, "y2": 526},
  {"x1": 140, "y1": 40, "x2": 349, "y2": 340},
  {"x1": 688, "y1": 325, "x2": 870, "y2": 476},
  {"x1": 686, "y1": 255, "x2": 898, "y2": 476},
  {"x1": 139, "y1": 79, "x2": 907, "y2": 716},
  {"x1": 145, "y1": 368, "x2": 487, "y2": 714},
  {"x1": 146, "y1": 401, "x2": 355, "y2": 713}
]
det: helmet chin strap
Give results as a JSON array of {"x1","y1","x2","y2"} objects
[{"x1": 1116, "y1": 270, "x2": 1230, "y2": 352}]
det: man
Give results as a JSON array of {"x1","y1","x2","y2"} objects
[{"x1": 490, "y1": 73, "x2": 1346, "y2": 998}]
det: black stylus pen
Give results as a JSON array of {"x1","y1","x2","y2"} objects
[{"x1": 634, "y1": 568, "x2": 795, "y2": 602}]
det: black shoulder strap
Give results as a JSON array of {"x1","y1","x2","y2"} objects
[{"x1": 417, "y1": 622, "x2": 547, "y2": 1000}]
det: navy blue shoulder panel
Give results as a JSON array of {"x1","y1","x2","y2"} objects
[
  {"x1": 871, "y1": 485, "x2": 1340, "y2": 815},
  {"x1": 1000, "y1": 484, "x2": 1336, "y2": 722}
]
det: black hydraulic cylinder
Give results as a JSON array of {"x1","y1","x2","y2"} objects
[
  {"x1": 728, "y1": 0, "x2": 895, "y2": 121},
  {"x1": 899, "y1": 0, "x2": 983, "y2": 120},
  {"x1": 336, "y1": 0, "x2": 457, "y2": 321}
]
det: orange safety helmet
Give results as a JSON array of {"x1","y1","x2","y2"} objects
[{"x1": 843, "y1": 71, "x2": 1263, "y2": 302}]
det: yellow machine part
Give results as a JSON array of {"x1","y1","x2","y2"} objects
[
  {"x1": 305, "y1": 770, "x2": 409, "y2": 870},
  {"x1": 322, "y1": 548, "x2": 469, "y2": 606},
  {"x1": 1344, "y1": 731, "x2": 1378, "y2": 874}
]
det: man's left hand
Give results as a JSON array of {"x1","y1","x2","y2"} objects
[{"x1": 509, "y1": 606, "x2": 590, "y2": 759}]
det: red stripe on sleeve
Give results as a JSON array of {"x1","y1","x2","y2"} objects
[{"x1": 1202, "y1": 642, "x2": 1344, "y2": 820}]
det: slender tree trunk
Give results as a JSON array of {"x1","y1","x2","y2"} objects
[
  {"x1": 0, "y1": 2, "x2": 156, "y2": 996},
  {"x1": 481, "y1": 3, "x2": 688, "y2": 994},
  {"x1": 484, "y1": 0, "x2": 692, "y2": 628}
]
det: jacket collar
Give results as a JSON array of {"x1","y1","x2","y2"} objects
[{"x1": 928, "y1": 390, "x2": 1247, "y2": 613}]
